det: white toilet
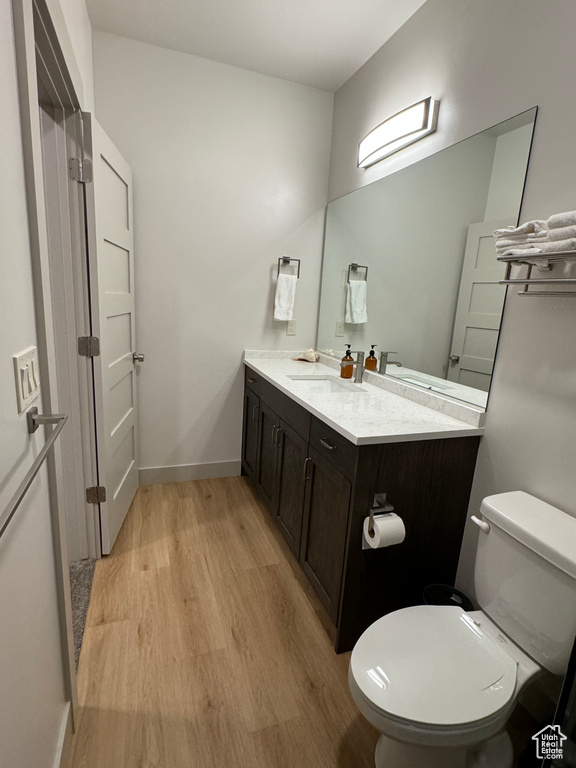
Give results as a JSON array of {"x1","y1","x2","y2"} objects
[{"x1": 348, "y1": 491, "x2": 576, "y2": 768}]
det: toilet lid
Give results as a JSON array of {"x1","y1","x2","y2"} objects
[{"x1": 350, "y1": 605, "x2": 518, "y2": 726}]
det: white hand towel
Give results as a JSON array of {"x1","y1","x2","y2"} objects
[
  {"x1": 345, "y1": 280, "x2": 368, "y2": 324},
  {"x1": 496, "y1": 235, "x2": 546, "y2": 251},
  {"x1": 274, "y1": 273, "x2": 297, "y2": 321},
  {"x1": 495, "y1": 232, "x2": 547, "y2": 245},
  {"x1": 547, "y1": 224, "x2": 576, "y2": 240},
  {"x1": 547, "y1": 210, "x2": 576, "y2": 229},
  {"x1": 497, "y1": 237, "x2": 576, "y2": 259},
  {"x1": 493, "y1": 220, "x2": 548, "y2": 238}
]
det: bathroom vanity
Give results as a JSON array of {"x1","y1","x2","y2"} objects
[{"x1": 242, "y1": 352, "x2": 483, "y2": 653}]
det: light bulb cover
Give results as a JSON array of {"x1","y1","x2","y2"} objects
[{"x1": 358, "y1": 97, "x2": 440, "y2": 169}]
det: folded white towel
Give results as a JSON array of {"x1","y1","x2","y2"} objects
[
  {"x1": 497, "y1": 237, "x2": 576, "y2": 259},
  {"x1": 345, "y1": 280, "x2": 367, "y2": 324},
  {"x1": 547, "y1": 210, "x2": 576, "y2": 229},
  {"x1": 274, "y1": 273, "x2": 297, "y2": 321},
  {"x1": 547, "y1": 224, "x2": 576, "y2": 240},
  {"x1": 494, "y1": 220, "x2": 548, "y2": 238},
  {"x1": 495, "y1": 232, "x2": 547, "y2": 245},
  {"x1": 496, "y1": 235, "x2": 546, "y2": 251}
]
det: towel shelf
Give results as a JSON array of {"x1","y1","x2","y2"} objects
[
  {"x1": 499, "y1": 250, "x2": 576, "y2": 296},
  {"x1": 347, "y1": 263, "x2": 368, "y2": 282},
  {"x1": 277, "y1": 257, "x2": 300, "y2": 279}
]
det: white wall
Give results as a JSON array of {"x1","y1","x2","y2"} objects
[
  {"x1": 0, "y1": 0, "x2": 71, "y2": 765},
  {"x1": 484, "y1": 123, "x2": 533, "y2": 222},
  {"x1": 92, "y1": 31, "x2": 334, "y2": 479},
  {"x1": 327, "y1": 0, "x2": 576, "y2": 600}
]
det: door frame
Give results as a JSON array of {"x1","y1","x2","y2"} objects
[{"x1": 11, "y1": 0, "x2": 99, "y2": 731}]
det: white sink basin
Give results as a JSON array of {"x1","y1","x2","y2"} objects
[{"x1": 287, "y1": 374, "x2": 364, "y2": 394}]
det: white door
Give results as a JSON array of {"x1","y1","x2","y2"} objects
[
  {"x1": 87, "y1": 119, "x2": 140, "y2": 554},
  {"x1": 447, "y1": 220, "x2": 509, "y2": 392}
]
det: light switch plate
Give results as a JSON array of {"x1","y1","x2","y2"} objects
[
  {"x1": 286, "y1": 321, "x2": 296, "y2": 336},
  {"x1": 335, "y1": 321, "x2": 344, "y2": 337},
  {"x1": 13, "y1": 346, "x2": 40, "y2": 413}
]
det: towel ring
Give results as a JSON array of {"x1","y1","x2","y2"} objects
[
  {"x1": 347, "y1": 263, "x2": 368, "y2": 282},
  {"x1": 277, "y1": 257, "x2": 301, "y2": 279}
]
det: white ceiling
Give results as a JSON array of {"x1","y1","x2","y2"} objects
[{"x1": 86, "y1": 0, "x2": 427, "y2": 92}]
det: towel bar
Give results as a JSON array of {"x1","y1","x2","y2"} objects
[
  {"x1": 0, "y1": 409, "x2": 68, "y2": 541},
  {"x1": 347, "y1": 262, "x2": 368, "y2": 282},
  {"x1": 499, "y1": 250, "x2": 576, "y2": 296},
  {"x1": 277, "y1": 257, "x2": 300, "y2": 278}
]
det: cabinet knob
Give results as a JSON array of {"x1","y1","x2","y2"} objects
[
  {"x1": 320, "y1": 438, "x2": 337, "y2": 451},
  {"x1": 303, "y1": 457, "x2": 312, "y2": 481}
]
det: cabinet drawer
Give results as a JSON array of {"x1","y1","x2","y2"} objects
[
  {"x1": 267, "y1": 387, "x2": 311, "y2": 442},
  {"x1": 245, "y1": 366, "x2": 263, "y2": 394},
  {"x1": 245, "y1": 365, "x2": 311, "y2": 441},
  {"x1": 309, "y1": 417, "x2": 357, "y2": 478}
]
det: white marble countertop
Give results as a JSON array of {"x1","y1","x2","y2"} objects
[{"x1": 243, "y1": 353, "x2": 484, "y2": 446}]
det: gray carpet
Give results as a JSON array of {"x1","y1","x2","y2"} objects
[{"x1": 69, "y1": 558, "x2": 96, "y2": 668}]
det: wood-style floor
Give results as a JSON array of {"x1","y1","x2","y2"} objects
[{"x1": 67, "y1": 477, "x2": 378, "y2": 767}]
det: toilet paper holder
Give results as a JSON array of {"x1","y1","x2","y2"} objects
[{"x1": 368, "y1": 493, "x2": 394, "y2": 538}]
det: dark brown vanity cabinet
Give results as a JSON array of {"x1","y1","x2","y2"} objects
[
  {"x1": 242, "y1": 385, "x2": 260, "y2": 482},
  {"x1": 241, "y1": 365, "x2": 481, "y2": 652},
  {"x1": 301, "y1": 448, "x2": 351, "y2": 623},
  {"x1": 275, "y1": 421, "x2": 308, "y2": 558},
  {"x1": 242, "y1": 369, "x2": 311, "y2": 559}
]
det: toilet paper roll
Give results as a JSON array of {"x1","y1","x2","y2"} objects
[{"x1": 363, "y1": 513, "x2": 405, "y2": 549}]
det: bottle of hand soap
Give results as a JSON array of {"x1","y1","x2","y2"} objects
[
  {"x1": 365, "y1": 345, "x2": 378, "y2": 371},
  {"x1": 341, "y1": 345, "x2": 353, "y2": 379}
]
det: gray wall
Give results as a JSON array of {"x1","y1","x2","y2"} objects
[
  {"x1": 327, "y1": 0, "x2": 576, "y2": 598},
  {"x1": 92, "y1": 31, "x2": 334, "y2": 480}
]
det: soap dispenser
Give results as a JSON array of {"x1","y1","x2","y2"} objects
[
  {"x1": 341, "y1": 345, "x2": 353, "y2": 379},
  {"x1": 365, "y1": 345, "x2": 378, "y2": 371}
]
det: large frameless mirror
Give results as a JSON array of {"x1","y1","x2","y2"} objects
[{"x1": 317, "y1": 108, "x2": 538, "y2": 408}]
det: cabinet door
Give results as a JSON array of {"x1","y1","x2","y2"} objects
[
  {"x1": 256, "y1": 400, "x2": 280, "y2": 510},
  {"x1": 301, "y1": 449, "x2": 351, "y2": 624},
  {"x1": 242, "y1": 387, "x2": 260, "y2": 481},
  {"x1": 275, "y1": 420, "x2": 308, "y2": 558}
]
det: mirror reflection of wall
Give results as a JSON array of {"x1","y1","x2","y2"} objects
[{"x1": 317, "y1": 108, "x2": 537, "y2": 408}]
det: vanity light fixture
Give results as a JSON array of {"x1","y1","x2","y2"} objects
[{"x1": 358, "y1": 97, "x2": 440, "y2": 169}]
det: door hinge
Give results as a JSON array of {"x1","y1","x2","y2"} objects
[
  {"x1": 78, "y1": 336, "x2": 100, "y2": 357},
  {"x1": 68, "y1": 157, "x2": 93, "y2": 183},
  {"x1": 86, "y1": 486, "x2": 107, "y2": 504}
]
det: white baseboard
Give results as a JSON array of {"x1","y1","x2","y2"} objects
[
  {"x1": 54, "y1": 702, "x2": 73, "y2": 768},
  {"x1": 139, "y1": 460, "x2": 241, "y2": 485}
]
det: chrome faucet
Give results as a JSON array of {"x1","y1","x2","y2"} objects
[
  {"x1": 340, "y1": 350, "x2": 365, "y2": 383},
  {"x1": 380, "y1": 351, "x2": 403, "y2": 374}
]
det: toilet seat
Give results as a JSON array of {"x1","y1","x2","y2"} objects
[{"x1": 349, "y1": 605, "x2": 518, "y2": 729}]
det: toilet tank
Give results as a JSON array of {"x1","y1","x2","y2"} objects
[{"x1": 474, "y1": 491, "x2": 576, "y2": 675}]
